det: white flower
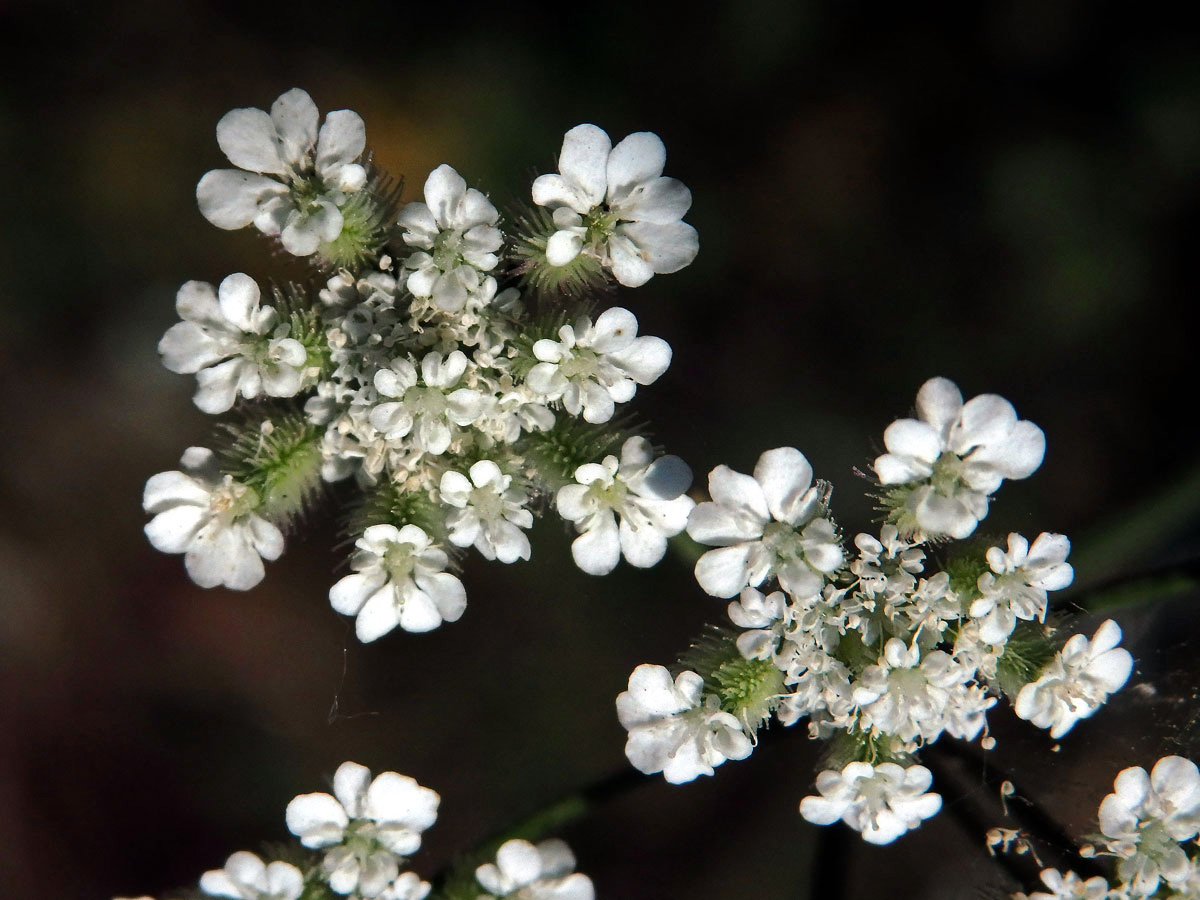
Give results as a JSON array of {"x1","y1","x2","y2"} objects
[
  {"x1": 1098, "y1": 756, "x2": 1200, "y2": 894},
  {"x1": 799, "y1": 762, "x2": 942, "y2": 844},
  {"x1": 555, "y1": 436, "x2": 694, "y2": 575},
  {"x1": 1014, "y1": 619, "x2": 1133, "y2": 739},
  {"x1": 197, "y1": 88, "x2": 367, "y2": 256},
  {"x1": 853, "y1": 638, "x2": 993, "y2": 745},
  {"x1": 475, "y1": 839, "x2": 594, "y2": 900},
  {"x1": 532, "y1": 124, "x2": 698, "y2": 287},
  {"x1": 851, "y1": 525, "x2": 925, "y2": 603},
  {"x1": 377, "y1": 873, "x2": 431, "y2": 900},
  {"x1": 200, "y1": 852, "x2": 303, "y2": 900},
  {"x1": 159, "y1": 274, "x2": 308, "y2": 414},
  {"x1": 873, "y1": 377, "x2": 1045, "y2": 539},
  {"x1": 728, "y1": 586, "x2": 792, "y2": 661},
  {"x1": 143, "y1": 447, "x2": 284, "y2": 590},
  {"x1": 1020, "y1": 868, "x2": 1112, "y2": 900},
  {"x1": 397, "y1": 164, "x2": 502, "y2": 312},
  {"x1": 369, "y1": 351, "x2": 484, "y2": 455},
  {"x1": 285, "y1": 762, "x2": 439, "y2": 899},
  {"x1": 440, "y1": 461, "x2": 533, "y2": 563},
  {"x1": 971, "y1": 533, "x2": 1073, "y2": 644},
  {"x1": 686, "y1": 447, "x2": 843, "y2": 599},
  {"x1": 525, "y1": 307, "x2": 671, "y2": 424},
  {"x1": 330, "y1": 524, "x2": 467, "y2": 641},
  {"x1": 616, "y1": 664, "x2": 752, "y2": 784}
]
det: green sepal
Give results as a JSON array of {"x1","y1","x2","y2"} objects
[
  {"x1": 347, "y1": 476, "x2": 448, "y2": 546},
  {"x1": 216, "y1": 408, "x2": 325, "y2": 526},
  {"x1": 818, "y1": 728, "x2": 915, "y2": 770},
  {"x1": 271, "y1": 283, "x2": 333, "y2": 382},
  {"x1": 994, "y1": 620, "x2": 1059, "y2": 700},
  {"x1": 315, "y1": 161, "x2": 403, "y2": 274},
  {"x1": 504, "y1": 202, "x2": 611, "y2": 302},
  {"x1": 515, "y1": 415, "x2": 636, "y2": 493}
]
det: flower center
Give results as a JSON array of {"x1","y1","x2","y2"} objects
[
  {"x1": 383, "y1": 542, "x2": 418, "y2": 581},
  {"x1": 404, "y1": 384, "x2": 448, "y2": 419},
  {"x1": 559, "y1": 348, "x2": 601, "y2": 380},
  {"x1": 432, "y1": 229, "x2": 466, "y2": 270},
  {"x1": 583, "y1": 206, "x2": 618, "y2": 243},
  {"x1": 930, "y1": 451, "x2": 966, "y2": 496}
]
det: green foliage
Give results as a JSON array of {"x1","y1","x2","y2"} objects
[
  {"x1": 316, "y1": 165, "x2": 403, "y2": 273},
  {"x1": 504, "y1": 202, "x2": 610, "y2": 302},
  {"x1": 348, "y1": 476, "x2": 448, "y2": 544}
]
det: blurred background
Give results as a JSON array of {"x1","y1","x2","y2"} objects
[{"x1": 2, "y1": 1, "x2": 1200, "y2": 897}]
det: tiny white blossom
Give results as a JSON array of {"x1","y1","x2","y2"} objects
[
  {"x1": 143, "y1": 447, "x2": 283, "y2": 590},
  {"x1": 525, "y1": 307, "x2": 671, "y2": 423},
  {"x1": 799, "y1": 762, "x2": 942, "y2": 844},
  {"x1": 687, "y1": 447, "x2": 843, "y2": 599},
  {"x1": 475, "y1": 839, "x2": 594, "y2": 900},
  {"x1": 369, "y1": 351, "x2": 483, "y2": 455},
  {"x1": 971, "y1": 532, "x2": 1073, "y2": 644},
  {"x1": 330, "y1": 524, "x2": 467, "y2": 641},
  {"x1": 532, "y1": 123, "x2": 698, "y2": 287},
  {"x1": 1018, "y1": 868, "x2": 1112, "y2": 900},
  {"x1": 397, "y1": 164, "x2": 502, "y2": 312},
  {"x1": 555, "y1": 436, "x2": 694, "y2": 575},
  {"x1": 1014, "y1": 619, "x2": 1133, "y2": 739},
  {"x1": 616, "y1": 664, "x2": 752, "y2": 784},
  {"x1": 377, "y1": 873, "x2": 431, "y2": 900},
  {"x1": 440, "y1": 461, "x2": 533, "y2": 563},
  {"x1": 200, "y1": 852, "x2": 303, "y2": 900},
  {"x1": 1098, "y1": 756, "x2": 1200, "y2": 895},
  {"x1": 159, "y1": 274, "x2": 308, "y2": 414},
  {"x1": 197, "y1": 88, "x2": 367, "y2": 256},
  {"x1": 285, "y1": 762, "x2": 439, "y2": 899},
  {"x1": 873, "y1": 376, "x2": 1045, "y2": 539}
]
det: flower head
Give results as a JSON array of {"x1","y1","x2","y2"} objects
[
  {"x1": 440, "y1": 461, "x2": 533, "y2": 563},
  {"x1": 159, "y1": 274, "x2": 308, "y2": 414},
  {"x1": 616, "y1": 664, "x2": 752, "y2": 784},
  {"x1": 475, "y1": 839, "x2": 594, "y2": 900},
  {"x1": 532, "y1": 124, "x2": 698, "y2": 287},
  {"x1": 687, "y1": 447, "x2": 843, "y2": 599},
  {"x1": 799, "y1": 762, "x2": 942, "y2": 844},
  {"x1": 330, "y1": 524, "x2": 467, "y2": 641},
  {"x1": 197, "y1": 88, "x2": 367, "y2": 256},
  {"x1": 397, "y1": 164, "x2": 502, "y2": 312},
  {"x1": 555, "y1": 436, "x2": 694, "y2": 575},
  {"x1": 873, "y1": 377, "x2": 1045, "y2": 539},
  {"x1": 971, "y1": 532, "x2": 1073, "y2": 644},
  {"x1": 285, "y1": 762, "x2": 439, "y2": 898},
  {"x1": 143, "y1": 447, "x2": 283, "y2": 590},
  {"x1": 1014, "y1": 619, "x2": 1133, "y2": 739},
  {"x1": 199, "y1": 852, "x2": 303, "y2": 900}
]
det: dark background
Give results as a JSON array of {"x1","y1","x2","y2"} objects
[{"x1": 2, "y1": 1, "x2": 1200, "y2": 897}]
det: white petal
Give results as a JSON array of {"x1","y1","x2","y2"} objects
[
  {"x1": 216, "y1": 107, "x2": 286, "y2": 174},
  {"x1": 316, "y1": 109, "x2": 366, "y2": 177},
  {"x1": 285, "y1": 792, "x2": 348, "y2": 847},
  {"x1": 356, "y1": 585, "x2": 402, "y2": 642},
  {"x1": 144, "y1": 505, "x2": 206, "y2": 553},
  {"x1": 333, "y1": 761, "x2": 372, "y2": 817},
  {"x1": 607, "y1": 233, "x2": 655, "y2": 287},
  {"x1": 423, "y1": 164, "x2": 467, "y2": 227},
  {"x1": 546, "y1": 229, "x2": 584, "y2": 266},
  {"x1": 270, "y1": 88, "x2": 319, "y2": 167},
  {"x1": 571, "y1": 514, "x2": 621, "y2": 575},
  {"x1": 694, "y1": 544, "x2": 755, "y2": 597},
  {"x1": 753, "y1": 447, "x2": 814, "y2": 525},
  {"x1": 915, "y1": 376, "x2": 964, "y2": 433},
  {"x1": 608, "y1": 336, "x2": 671, "y2": 385},
  {"x1": 613, "y1": 176, "x2": 691, "y2": 224},
  {"x1": 606, "y1": 132, "x2": 666, "y2": 202},
  {"x1": 619, "y1": 221, "x2": 698, "y2": 274},
  {"x1": 556, "y1": 124, "x2": 611, "y2": 208},
  {"x1": 217, "y1": 272, "x2": 262, "y2": 332},
  {"x1": 196, "y1": 170, "x2": 288, "y2": 230}
]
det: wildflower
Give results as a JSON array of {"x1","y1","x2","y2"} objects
[
  {"x1": 616, "y1": 664, "x2": 752, "y2": 784},
  {"x1": 1098, "y1": 756, "x2": 1200, "y2": 894},
  {"x1": 799, "y1": 761, "x2": 942, "y2": 844},
  {"x1": 1016, "y1": 868, "x2": 1111, "y2": 900},
  {"x1": 687, "y1": 447, "x2": 843, "y2": 599},
  {"x1": 873, "y1": 377, "x2": 1045, "y2": 539},
  {"x1": 525, "y1": 307, "x2": 671, "y2": 424},
  {"x1": 199, "y1": 852, "x2": 303, "y2": 900},
  {"x1": 197, "y1": 88, "x2": 367, "y2": 256},
  {"x1": 971, "y1": 532, "x2": 1073, "y2": 644},
  {"x1": 440, "y1": 461, "x2": 533, "y2": 562},
  {"x1": 285, "y1": 762, "x2": 439, "y2": 898},
  {"x1": 368, "y1": 350, "x2": 484, "y2": 455},
  {"x1": 159, "y1": 274, "x2": 308, "y2": 414},
  {"x1": 532, "y1": 124, "x2": 698, "y2": 286},
  {"x1": 330, "y1": 524, "x2": 467, "y2": 641},
  {"x1": 1014, "y1": 619, "x2": 1133, "y2": 739},
  {"x1": 143, "y1": 447, "x2": 283, "y2": 590},
  {"x1": 397, "y1": 164, "x2": 502, "y2": 312},
  {"x1": 475, "y1": 839, "x2": 595, "y2": 900},
  {"x1": 555, "y1": 436, "x2": 693, "y2": 575}
]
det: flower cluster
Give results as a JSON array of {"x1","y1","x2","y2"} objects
[
  {"x1": 617, "y1": 376, "x2": 1133, "y2": 844},
  {"x1": 145, "y1": 88, "x2": 700, "y2": 643},
  {"x1": 129, "y1": 761, "x2": 595, "y2": 900},
  {"x1": 1012, "y1": 755, "x2": 1200, "y2": 899}
]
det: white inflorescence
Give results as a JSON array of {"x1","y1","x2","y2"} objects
[
  {"x1": 147, "y1": 90, "x2": 703, "y2": 635},
  {"x1": 618, "y1": 376, "x2": 1134, "y2": 846}
]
